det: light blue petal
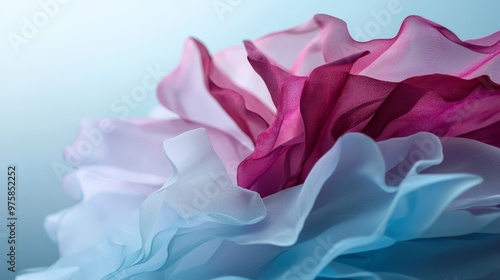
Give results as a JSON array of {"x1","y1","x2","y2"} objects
[{"x1": 18, "y1": 132, "x2": 500, "y2": 280}]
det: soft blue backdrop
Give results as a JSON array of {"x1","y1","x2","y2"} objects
[{"x1": 0, "y1": 0, "x2": 499, "y2": 278}]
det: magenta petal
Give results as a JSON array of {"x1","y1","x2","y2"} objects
[
  {"x1": 361, "y1": 76, "x2": 500, "y2": 141},
  {"x1": 299, "y1": 52, "x2": 372, "y2": 181},
  {"x1": 356, "y1": 16, "x2": 500, "y2": 82},
  {"x1": 238, "y1": 68, "x2": 500, "y2": 196},
  {"x1": 155, "y1": 14, "x2": 499, "y2": 199},
  {"x1": 241, "y1": 14, "x2": 499, "y2": 82},
  {"x1": 157, "y1": 39, "x2": 272, "y2": 145},
  {"x1": 466, "y1": 31, "x2": 500, "y2": 46},
  {"x1": 237, "y1": 42, "x2": 307, "y2": 195}
]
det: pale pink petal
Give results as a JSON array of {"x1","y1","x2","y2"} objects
[{"x1": 63, "y1": 119, "x2": 250, "y2": 183}]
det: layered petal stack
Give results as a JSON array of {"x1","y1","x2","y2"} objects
[{"x1": 19, "y1": 15, "x2": 500, "y2": 280}]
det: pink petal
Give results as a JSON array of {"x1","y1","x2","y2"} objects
[
  {"x1": 157, "y1": 38, "x2": 273, "y2": 145},
  {"x1": 242, "y1": 14, "x2": 499, "y2": 82}
]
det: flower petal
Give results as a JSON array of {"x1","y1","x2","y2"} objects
[
  {"x1": 157, "y1": 39, "x2": 272, "y2": 145},
  {"x1": 21, "y1": 132, "x2": 500, "y2": 279},
  {"x1": 63, "y1": 118, "x2": 250, "y2": 184},
  {"x1": 241, "y1": 14, "x2": 500, "y2": 82}
]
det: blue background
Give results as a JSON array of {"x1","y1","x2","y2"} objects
[{"x1": 0, "y1": 0, "x2": 499, "y2": 279}]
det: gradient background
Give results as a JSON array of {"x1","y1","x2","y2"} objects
[{"x1": 0, "y1": 0, "x2": 499, "y2": 279}]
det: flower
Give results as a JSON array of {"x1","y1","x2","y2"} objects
[
  {"x1": 19, "y1": 15, "x2": 500, "y2": 280},
  {"x1": 158, "y1": 14, "x2": 500, "y2": 196}
]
